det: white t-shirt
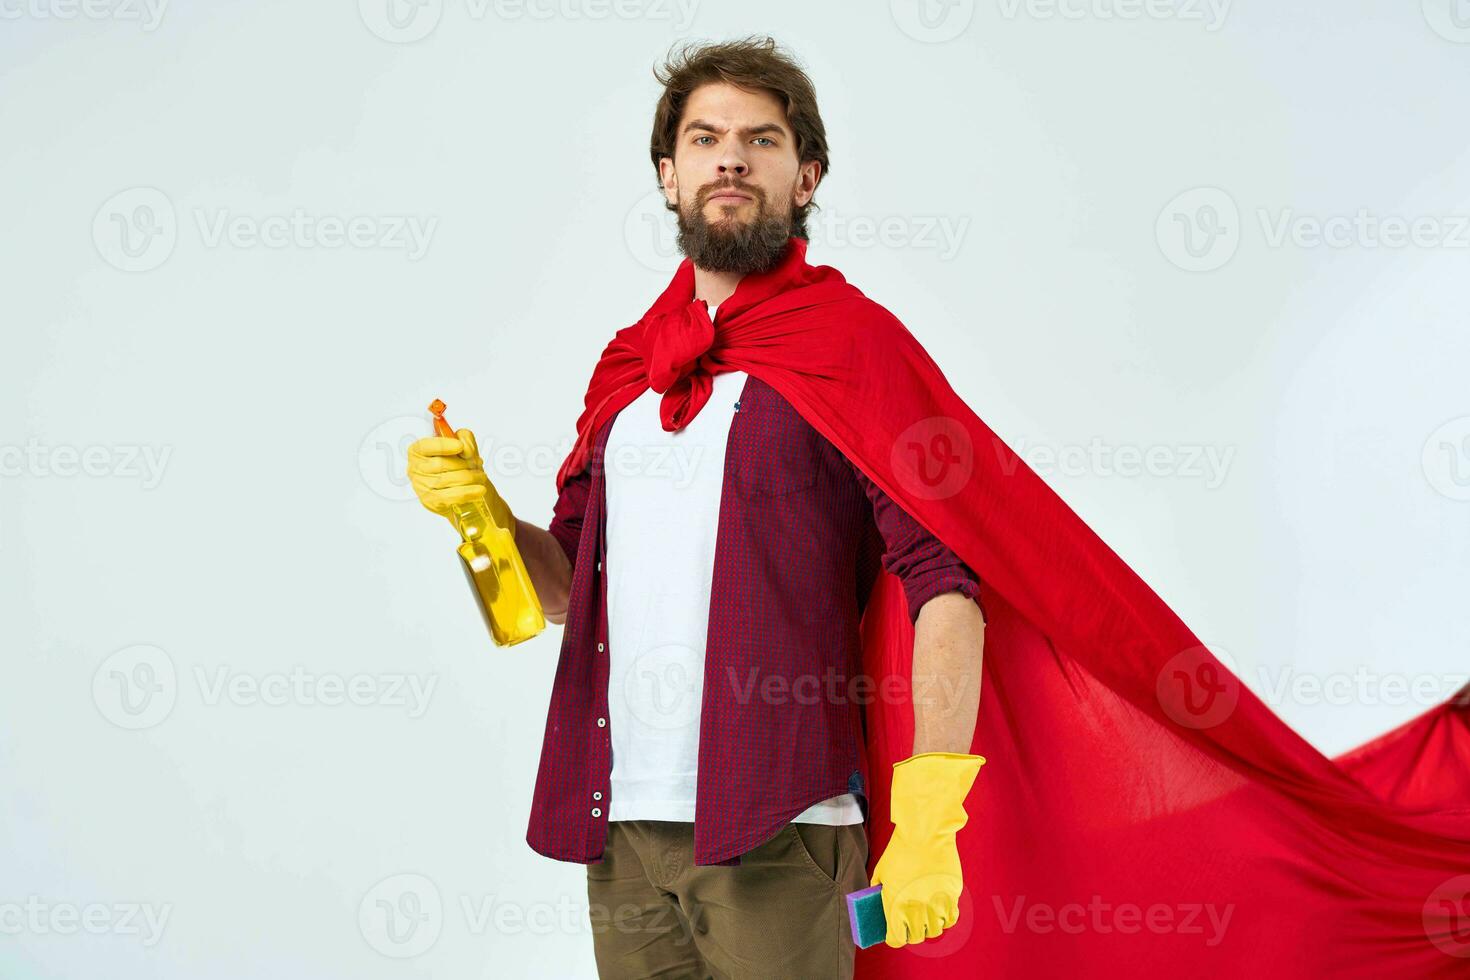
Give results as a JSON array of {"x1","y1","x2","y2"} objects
[{"x1": 603, "y1": 303, "x2": 864, "y2": 826}]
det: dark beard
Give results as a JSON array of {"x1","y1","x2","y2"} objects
[{"x1": 674, "y1": 184, "x2": 794, "y2": 275}]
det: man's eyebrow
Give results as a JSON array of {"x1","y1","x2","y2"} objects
[{"x1": 680, "y1": 119, "x2": 789, "y2": 139}]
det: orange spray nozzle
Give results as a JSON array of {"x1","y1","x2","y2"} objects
[{"x1": 428, "y1": 398, "x2": 455, "y2": 439}]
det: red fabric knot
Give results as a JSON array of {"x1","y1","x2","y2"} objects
[{"x1": 642, "y1": 299, "x2": 716, "y2": 432}]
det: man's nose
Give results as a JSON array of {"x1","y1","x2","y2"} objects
[{"x1": 717, "y1": 147, "x2": 748, "y2": 175}]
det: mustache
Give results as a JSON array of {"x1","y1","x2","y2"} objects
[{"x1": 700, "y1": 181, "x2": 763, "y2": 203}]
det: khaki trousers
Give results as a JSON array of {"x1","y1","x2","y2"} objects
[{"x1": 586, "y1": 819, "x2": 870, "y2": 979}]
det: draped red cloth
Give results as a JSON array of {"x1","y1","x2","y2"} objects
[{"x1": 555, "y1": 236, "x2": 1470, "y2": 976}]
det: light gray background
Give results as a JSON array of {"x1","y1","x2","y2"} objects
[{"x1": 3, "y1": 1, "x2": 1468, "y2": 976}]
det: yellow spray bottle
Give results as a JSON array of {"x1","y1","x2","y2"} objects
[{"x1": 429, "y1": 399, "x2": 546, "y2": 647}]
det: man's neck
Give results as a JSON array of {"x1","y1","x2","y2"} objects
[{"x1": 693, "y1": 265, "x2": 744, "y2": 310}]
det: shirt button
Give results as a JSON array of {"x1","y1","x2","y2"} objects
[
  {"x1": 591, "y1": 807, "x2": 602, "y2": 818},
  {"x1": 596, "y1": 717, "x2": 606, "y2": 727},
  {"x1": 596, "y1": 560, "x2": 602, "y2": 572},
  {"x1": 597, "y1": 642, "x2": 605, "y2": 652},
  {"x1": 593, "y1": 791, "x2": 603, "y2": 800}
]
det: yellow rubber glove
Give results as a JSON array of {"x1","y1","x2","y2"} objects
[
  {"x1": 405, "y1": 428, "x2": 516, "y2": 534},
  {"x1": 870, "y1": 751, "x2": 986, "y2": 948}
]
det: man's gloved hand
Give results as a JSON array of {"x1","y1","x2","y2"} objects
[
  {"x1": 869, "y1": 751, "x2": 986, "y2": 948},
  {"x1": 406, "y1": 428, "x2": 516, "y2": 533}
]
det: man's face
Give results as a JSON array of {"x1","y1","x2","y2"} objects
[{"x1": 659, "y1": 81, "x2": 821, "y2": 276}]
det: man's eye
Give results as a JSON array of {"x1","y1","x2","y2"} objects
[
  {"x1": 694, "y1": 136, "x2": 715, "y2": 145},
  {"x1": 753, "y1": 137, "x2": 774, "y2": 146}
]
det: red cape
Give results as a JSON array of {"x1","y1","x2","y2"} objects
[{"x1": 555, "y1": 237, "x2": 1470, "y2": 977}]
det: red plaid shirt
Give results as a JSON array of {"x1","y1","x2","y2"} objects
[{"x1": 526, "y1": 373, "x2": 983, "y2": 866}]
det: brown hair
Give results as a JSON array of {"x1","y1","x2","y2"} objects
[{"x1": 650, "y1": 36, "x2": 829, "y2": 239}]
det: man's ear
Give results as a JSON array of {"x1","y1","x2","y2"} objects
[
  {"x1": 658, "y1": 156, "x2": 678, "y2": 207},
  {"x1": 794, "y1": 159, "x2": 822, "y2": 208}
]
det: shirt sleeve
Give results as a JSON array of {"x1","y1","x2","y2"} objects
[
  {"x1": 847, "y1": 457, "x2": 985, "y2": 625},
  {"x1": 547, "y1": 464, "x2": 592, "y2": 572}
]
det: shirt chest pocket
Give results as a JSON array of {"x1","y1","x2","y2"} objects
[
  {"x1": 732, "y1": 383, "x2": 821, "y2": 496},
  {"x1": 751, "y1": 458, "x2": 818, "y2": 495}
]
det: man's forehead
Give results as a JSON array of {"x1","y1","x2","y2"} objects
[{"x1": 680, "y1": 84, "x2": 788, "y2": 132}]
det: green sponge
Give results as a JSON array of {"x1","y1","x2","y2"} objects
[{"x1": 846, "y1": 884, "x2": 886, "y2": 948}]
